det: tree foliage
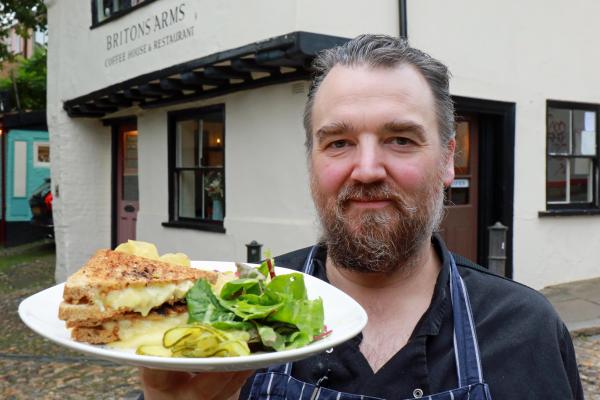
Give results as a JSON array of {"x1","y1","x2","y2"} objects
[
  {"x1": 0, "y1": 0, "x2": 47, "y2": 61},
  {"x1": 0, "y1": 0, "x2": 47, "y2": 111},
  {"x1": 0, "y1": 46, "x2": 47, "y2": 110}
]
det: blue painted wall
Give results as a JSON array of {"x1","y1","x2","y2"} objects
[{"x1": 5, "y1": 129, "x2": 50, "y2": 222}]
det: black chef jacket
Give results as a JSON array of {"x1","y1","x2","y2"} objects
[{"x1": 240, "y1": 235, "x2": 583, "y2": 400}]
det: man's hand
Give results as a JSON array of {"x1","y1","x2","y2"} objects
[{"x1": 140, "y1": 368, "x2": 255, "y2": 400}]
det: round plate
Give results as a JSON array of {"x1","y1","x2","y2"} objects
[{"x1": 18, "y1": 262, "x2": 367, "y2": 372}]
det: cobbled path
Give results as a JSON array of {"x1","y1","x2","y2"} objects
[{"x1": 1, "y1": 243, "x2": 599, "y2": 399}]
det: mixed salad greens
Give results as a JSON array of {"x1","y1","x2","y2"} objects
[{"x1": 137, "y1": 259, "x2": 327, "y2": 358}]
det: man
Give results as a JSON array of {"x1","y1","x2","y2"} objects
[{"x1": 141, "y1": 35, "x2": 583, "y2": 400}]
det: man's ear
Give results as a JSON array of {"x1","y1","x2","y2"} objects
[{"x1": 442, "y1": 138, "x2": 456, "y2": 187}]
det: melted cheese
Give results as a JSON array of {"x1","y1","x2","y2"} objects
[
  {"x1": 107, "y1": 313, "x2": 188, "y2": 349},
  {"x1": 99, "y1": 281, "x2": 194, "y2": 316}
]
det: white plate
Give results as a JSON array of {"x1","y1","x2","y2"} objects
[{"x1": 18, "y1": 261, "x2": 367, "y2": 372}]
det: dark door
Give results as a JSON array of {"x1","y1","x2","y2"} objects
[
  {"x1": 439, "y1": 114, "x2": 479, "y2": 262},
  {"x1": 116, "y1": 123, "x2": 138, "y2": 245}
]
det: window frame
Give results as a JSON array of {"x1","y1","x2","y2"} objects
[
  {"x1": 90, "y1": 0, "x2": 158, "y2": 28},
  {"x1": 163, "y1": 104, "x2": 226, "y2": 233},
  {"x1": 545, "y1": 100, "x2": 600, "y2": 213}
]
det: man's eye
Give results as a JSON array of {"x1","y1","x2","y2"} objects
[
  {"x1": 330, "y1": 140, "x2": 348, "y2": 149},
  {"x1": 390, "y1": 137, "x2": 412, "y2": 146}
]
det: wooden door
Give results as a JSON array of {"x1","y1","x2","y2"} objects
[
  {"x1": 439, "y1": 115, "x2": 479, "y2": 261},
  {"x1": 116, "y1": 124, "x2": 138, "y2": 245}
]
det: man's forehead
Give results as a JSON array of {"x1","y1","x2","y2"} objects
[{"x1": 310, "y1": 63, "x2": 437, "y2": 132}]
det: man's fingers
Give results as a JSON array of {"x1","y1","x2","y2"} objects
[
  {"x1": 186, "y1": 370, "x2": 255, "y2": 400},
  {"x1": 139, "y1": 367, "x2": 192, "y2": 391},
  {"x1": 140, "y1": 368, "x2": 255, "y2": 400}
]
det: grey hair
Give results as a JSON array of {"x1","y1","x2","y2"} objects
[{"x1": 303, "y1": 34, "x2": 455, "y2": 152}]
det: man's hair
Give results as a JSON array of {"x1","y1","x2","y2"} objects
[{"x1": 303, "y1": 34, "x2": 455, "y2": 152}]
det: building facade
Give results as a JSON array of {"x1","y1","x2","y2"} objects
[{"x1": 48, "y1": 0, "x2": 600, "y2": 289}]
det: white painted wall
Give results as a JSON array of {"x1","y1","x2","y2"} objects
[
  {"x1": 408, "y1": 0, "x2": 600, "y2": 288},
  {"x1": 48, "y1": 0, "x2": 399, "y2": 281}
]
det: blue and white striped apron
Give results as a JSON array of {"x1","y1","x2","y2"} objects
[{"x1": 246, "y1": 247, "x2": 493, "y2": 400}]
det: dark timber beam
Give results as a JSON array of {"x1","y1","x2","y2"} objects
[
  {"x1": 180, "y1": 71, "x2": 226, "y2": 87},
  {"x1": 231, "y1": 58, "x2": 281, "y2": 75},
  {"x1": 204, "y1": 66, "x2": 251, "y2": 81}
]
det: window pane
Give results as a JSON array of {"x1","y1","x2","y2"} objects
[
  {"x1": 547, "y1": 108, "x2": 571, "y2": 154},
  {"x1": 454, "y1": 121, "x2": 470, "y2": 175},
  {"x1": 203, "y1": 169, "x2": 224, "y2": 221},
  {"x1": 123, "y1": 131, "x2": 138, "y2": 201},
  {"x1": 570, "y1": 158, "x2": 593, "y2": 203},
  {"x1": 178, "y1": 170, "x2": 201, "y2": 219},
  {"x1": 177, "y1": 169, "x2": 225, "y2": 221},
  {"x1": 573, "y1": 110, "x2": 596, "y2": 156},
  {"x1": 201, "y1": 113, "x2": 225, "y2": 167},
  {"x1": 176, "y1": 120, "x2": 200, "y2": 167},
  {"x1": 547, "y1": 157, "x2": 567, "y2": 202}
]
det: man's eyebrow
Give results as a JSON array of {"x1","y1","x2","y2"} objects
[
  {"x1": 315, "y1": 122, "x2": 356, "y2": 142},
  {"x1": 382, "y1": 120, "x2": 427, "y2": 142}
]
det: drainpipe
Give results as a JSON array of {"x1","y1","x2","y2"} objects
[{"x1": 398, "y1": 0, "x2": 408, "y2": 39}]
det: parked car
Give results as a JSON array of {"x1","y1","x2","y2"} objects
[{"x1": 29, "y1": 177, "x2": 54, "y2": 237}]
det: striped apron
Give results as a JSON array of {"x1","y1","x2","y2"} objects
[{"x1": 246, "y1": 247, "x2": 493, "y2": 400}]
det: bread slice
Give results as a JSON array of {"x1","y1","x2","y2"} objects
[
  {"x1": 62, "y1": 249, "x2": 216, "y2": 304},
  {"x1": 59, "y1": 249, "x2": 218, "y2": 344}
]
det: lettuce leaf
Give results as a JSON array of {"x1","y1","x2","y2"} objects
[{"x1": 186, "y1": 279, "x2": 236, "y2": 324}]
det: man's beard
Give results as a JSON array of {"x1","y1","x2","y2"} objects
[{"x1": 312, "y1": 173, "x2": 445, "y2": 274}]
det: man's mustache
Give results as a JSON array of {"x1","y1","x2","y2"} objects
[{"x1": 336, "y1": 183, "x2": 417, "y2": 214}]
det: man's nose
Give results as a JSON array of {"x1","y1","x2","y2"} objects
[{"x1": 349, "y1": 141, "x2": 387, "y2": 184}]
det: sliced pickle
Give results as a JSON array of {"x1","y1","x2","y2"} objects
[
  {"x1": 136, "y1": 345, "x2": 172, "y2": 357},
  {"x1": 163, "y1": 326, "x2": 202, "y2": 347},
  {"x1": 162, "y1": 324, "x2": 251, "y2": 358}
]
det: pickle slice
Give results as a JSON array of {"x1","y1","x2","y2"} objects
[
  {"x1": 161, "y1": 324, "x2": 251, "y2": 358},
  {"x1": 136, "y1": 345, "x2": 172, "y2": 357}
]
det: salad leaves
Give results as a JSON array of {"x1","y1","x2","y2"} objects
[{"x1": 185, "y1": 260, "x2": 325, "y2": 353}]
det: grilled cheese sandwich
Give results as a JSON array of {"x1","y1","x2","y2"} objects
[{"x1": 58, "y1": 248, "x2": 217, "y2": 345}]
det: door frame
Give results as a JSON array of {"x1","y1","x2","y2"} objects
[
  {"x1": 453, "y1": 96, "x2": 516, "y2": 278},
  {"x1": 106, "y1": 116, "x2": 137, "y2": 249}
]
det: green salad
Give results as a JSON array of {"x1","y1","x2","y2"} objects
[{"x1": 137, "y1": 259, "x2": 327, "y2": 358}]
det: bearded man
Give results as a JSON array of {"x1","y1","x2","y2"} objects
[{"x1": 140, "y1": 35, "x2": 583, "y2": 400}]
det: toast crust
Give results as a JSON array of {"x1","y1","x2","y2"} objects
[{"x1": 62, "y1": 249, "x2": 216, "y2": 303}]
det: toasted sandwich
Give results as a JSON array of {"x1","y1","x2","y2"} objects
[{"x1": 58, "y1": 249, "x2": 217, "y2": 345}]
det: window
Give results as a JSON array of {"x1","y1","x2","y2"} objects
[
  {"x1": 92, "y1": 0, "x2": 153, "y2": 25},
  {"x1": 166, "y1": 105, "x2": 225, "y2": 231},
  {"x1": 33, "y1": 142, "x2": 50, "y2": 167},
  {"x1": 546, "y1": 101, "x2": 598, "y2": 210}
]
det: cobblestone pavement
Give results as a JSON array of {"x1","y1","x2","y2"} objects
[
  {"x1": 1, "y1": 243, "x2": 599, "y2": 399},
  {"x1": 0, "y1": 243, "x2": 141, "y2": 400}
]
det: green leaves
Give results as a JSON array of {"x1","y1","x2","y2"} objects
[
  {"x1": 0, "y1": 46, "x2": 46, "y2": 110},
  {"x1": 186, "y1": 268, "x2": 325, "y2": 352},
  {"x1": 186, "y1": 279, "x2": 236, "y2": 324},
  {"x1": 0, "y1": 0, "x2": 47, "y2": 61}
]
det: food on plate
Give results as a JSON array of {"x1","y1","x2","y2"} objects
[
  {"x1": 58, "y1": 247, "x2": 216, "y2": 345},
  {"x1": 58, "y1": 241, "x2": 328, "y2": 358},
  {"x1": 137, "y1": 259, "x2": 328, "y2": 358}
]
